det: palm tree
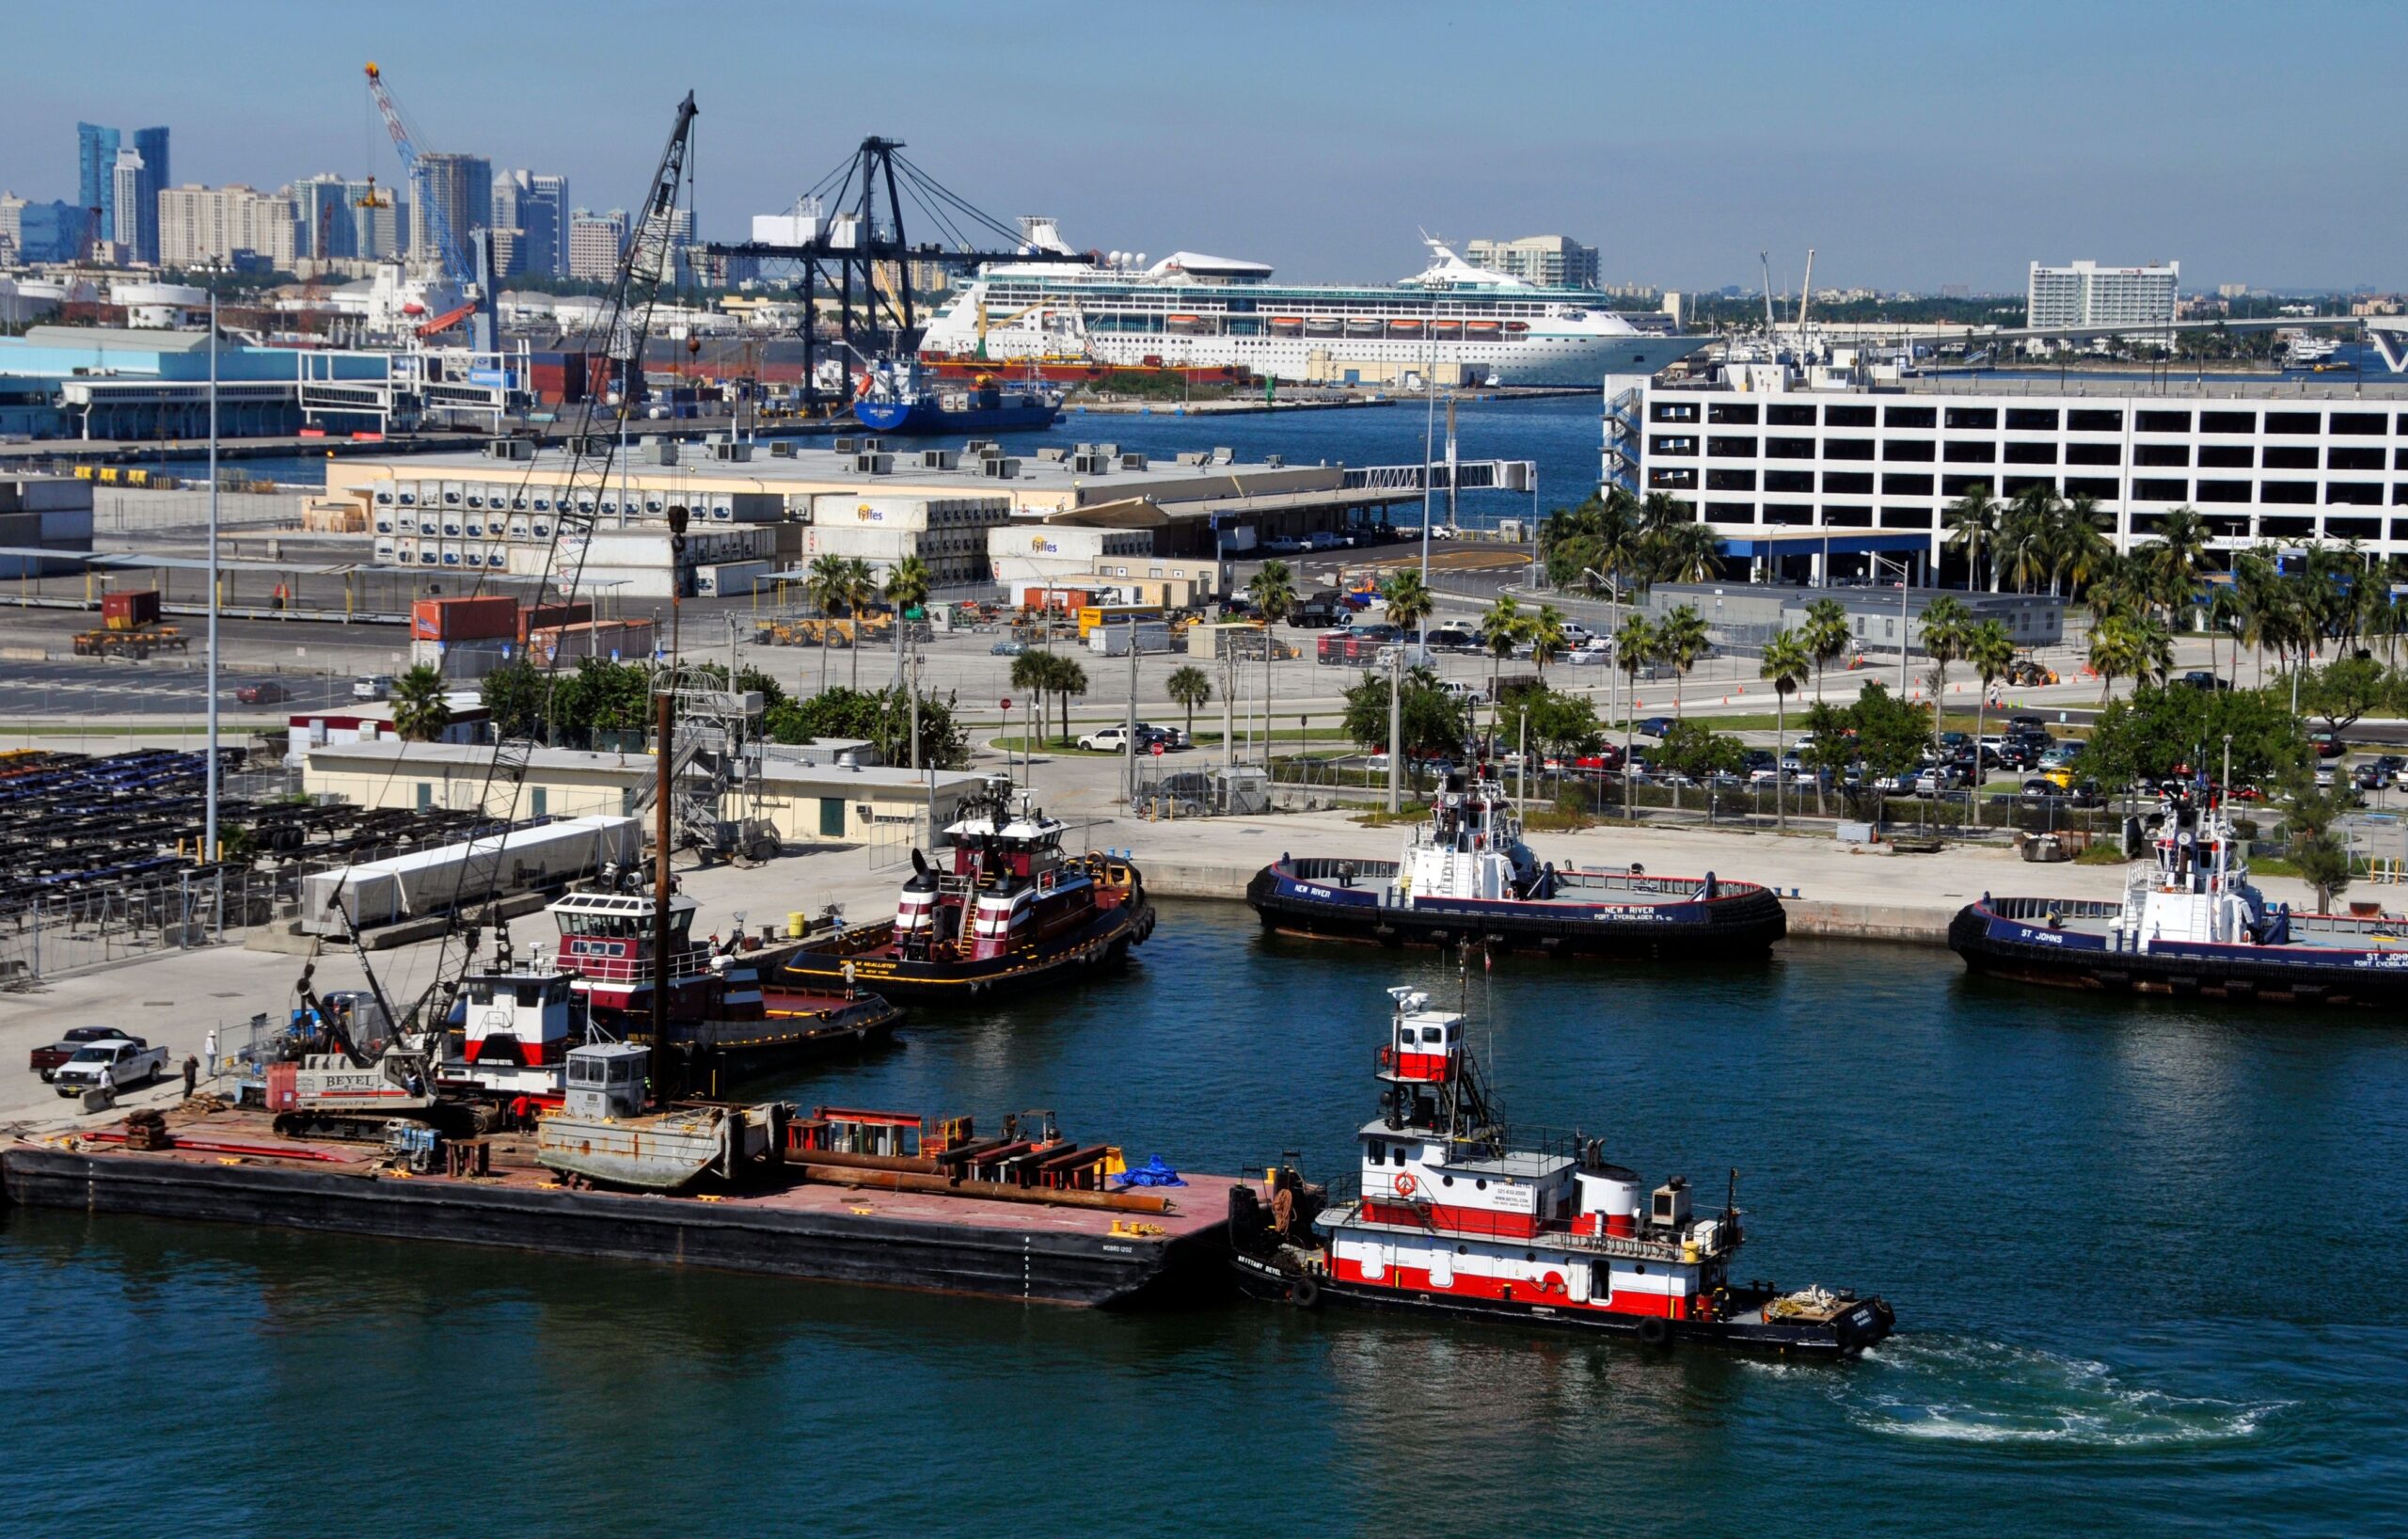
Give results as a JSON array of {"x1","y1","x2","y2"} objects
[
  {"x1": 1759, "y1": 630, "x2": 1812, "y2": 830},
  {"x1": 1613, "y1": 614, "x2": 1657, "y2": 822},
  {"x1": 1246, "y1": 560, "x2": 1297, "y2": 754},
  {"x1": 1527, "y1": 604, "x2": 1569, "y2": 677},
  {"x1": 1045, "y1": 651, "x2": 1088, "y2": 746},
  {"x1": 2145, "y1": 506, "x2": 2211, "y2": 628},
  {"x1": 1656, "y1": 604, "x2": 1709, "y2": 718},
  {"x1": 1917, "y1": 595, "x2": 1972, "y2": 770},
  {"x1": 1380, "y1": 568, "x2": 1435, "y2": 640},
  {"x1": 1648, "y1": 520, "x2": 1722, "y2": 586},
  {"x1": 2204, "y1": 581, "x2": 2249, "y2": 684},
  {"x1": 390, "y1": 664, "x2": 452, "y2": 742},
  {"x1": 1995, "y1": 495, "x2": 2052, "y2": 595},
  {"x1": 805, "y1": 552, "x2": 849, "y2": 694},
  {"x1": 1009, "y1": 650, "x2": 1053, "y2": 748},
  {"x1": 2052, "y1": 502, "x2": 2115, "y2": 599},
  {"x1": 1481, "y1": 594, "x2": 1527, "y2": 741},
  {"x1": 2088, "y1": 611, "x2": 2146, "y2": 704},
  {"x1": 1964, "y1": 618, "x2": 2016, "y2": 829},
  {"x1": 1801, "y1": 596, "x2": 1850, "y2": 701},
  {"x1": 1164, "y1": 664, "x2": 1212, "y2": 744},
  {"x1": 842, "y1": 557, "x2": 879, "y2": 692},
  {"x1": 1943, "y1": 484, "x2": 1999, "y2": 592}
]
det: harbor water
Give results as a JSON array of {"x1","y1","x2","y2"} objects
[{"x1": 5, "y1": 901, "x2": 2402, "y2": 1535}]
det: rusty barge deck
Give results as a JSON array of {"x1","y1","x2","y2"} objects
[{"x1": 1, "y1": 1108, "x2": 1233, "y2": 1308}]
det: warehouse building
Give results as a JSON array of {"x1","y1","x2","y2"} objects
[{"x1": 302, "y1": 738, "x2": 984, "y2": 846}]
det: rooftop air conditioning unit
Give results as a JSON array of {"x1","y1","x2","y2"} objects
[
  {"x1": 768, "y1": 439, "x2": 797, "y2": 458},
  {"x1": 1264, "y1": 453, "x2": 1284, "y2": 468},
  {"x1": 920, "y1": 449, "x2": 958, "y2": 470},
  {"x1": 1095, "y1": 443, "x2": 1119, "y2": 458},
  {"x1": 964, "y1": 438, "x2": 999, "y2": 456},
  {"x1": 833, "y1": 436, "x2": 858, "y2": 453},
  {"x1": 1071, "y1": 453, "x2": 1107, "y2": 475},
  {"x1": 1176, "y1": 451, "x2": 1209, "y2": 467},
  {"x1": 979, "y1": 457, "x2": 1020, "y2": 480},
  {"x1": 853, "y1": 452, "x2": 893, "y2": 475},
  {"x1": 485, "y1": 437, "x2": 535, "y2": 462},
  {"x1": 1650, "y1": 1180, "x2": 1692, "y2": 1228},
  {"x1": 858, "y1": 436, "x2": 883, "y2": 452},
  {"x1": 1117, "y1": 452, "x2": 1148, "y2": 471},
  {"x1": 1037, "y1": 446, "x2": 1069, "y2": 463},
  {"x1": 711, "y1": 440, "x2": 753, "y2": 463},
  {"x1": 1210, "y1": 447, "x2": 1235, "y2": 465},
  {"x1": 650, "y1": 439, "x2": 679, "y2": 466}
]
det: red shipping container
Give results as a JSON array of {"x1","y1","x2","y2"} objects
[
  {"x1": 411, "y1": 595, "x2": 519, "y2": 643},
  {"x1": 102, "y1": 589, "x2": 162, "y2": 630},
  {"x1": 516, "y1": 600, "x2": 593, "y2": 643}
]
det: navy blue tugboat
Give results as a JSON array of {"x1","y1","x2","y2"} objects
[
  {"x1": 1950, "y1": 784, "x2": 2408, "y2": 1007},
  {"x1": 776, "y1": 781, "x2": 1155, "y2": 1004},
  {"x1": 1247, "y1": 768, "x2": 1786, "y2": 960},
  {"x1": 1229, "y1": 983, "x2": 1895, "y2": 1357}
]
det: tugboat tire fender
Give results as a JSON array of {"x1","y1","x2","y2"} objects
[
  {"x1": 1290, "y1": 1275, "x2": 1321, "y2": 1309},
  {"x1": 1637, "y1": 1317, "x2": 1671, "y2": 1347}
]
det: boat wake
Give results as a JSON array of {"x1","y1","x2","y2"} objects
[{"x1": 1840, "y1": 1335, "x2": 2282, "y2": 1448}]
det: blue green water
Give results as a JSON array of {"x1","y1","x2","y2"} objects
[{"x1": 5, "y1": 902, "x2": 2402, "y2": 1536}]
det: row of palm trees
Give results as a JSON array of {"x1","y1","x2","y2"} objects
[
  {"x1": 1941, "y1": 484, "x2": 2119, "y2": 597},
  {"x1": 802, "y1": 552, "x2": 932, "y2": 694}
]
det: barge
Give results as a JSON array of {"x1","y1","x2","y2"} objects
[
  {"x1": 1951, "y1": 785, "x2": 2408, "y2": 1007},
  {"x1": 4, "y1": 1103, "x2": 1232, "y2": 1308},
  {"x1": 1248, "y1": 769, "x2": 1785, "y2": 960},
  {"x1": 1229, "y1": 984, "x2": 1894, "y2": 1357}
]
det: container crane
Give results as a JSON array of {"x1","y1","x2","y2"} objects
[{"x1": 363, "y1": 61, "x2": 470, "y2": 289}]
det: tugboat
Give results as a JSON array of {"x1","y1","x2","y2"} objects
[
  {"x1": 1247, "y1": 767, "x2": 1786, "y2": 960},
  {"x1": 1229, "y1": 984, "x2": 1896, "y2": 1357},
  {"x1": 1951, "y1": 782, "x2": 2408, "y2": 1007},
  {"x1": 851, "y1": 357, "x2": 1061, "y2": 435},
  {"x1": 443, "y1": 880, "x2": 903, "y2": 1103},
  {"x1": 776, "y1": 779, "x2": 1155, "y2": 1003}
]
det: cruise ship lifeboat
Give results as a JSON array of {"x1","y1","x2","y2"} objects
[
  {"x1": 1465, "y1": 320, "x2": 1501, "y2": 337},
  {"x1": 1166, "y1": 313, "x2": 1210, "y2": 336},
  {"x1": 1269, "y1": 316, "x2": 1305, "y2": 337},
  {"x1": 1388, "y1": 319, "x2": 1425, "y2": 337},
  {"x1": 1431, "y1": 321, "x2": 1463, "y2": 339},
  {"x1": 1306, "y1": 318, "x2": 1343, "y2": 337},
  {"x1": 1344, "y1": 318, "x2": 1381, "y2": 337}
]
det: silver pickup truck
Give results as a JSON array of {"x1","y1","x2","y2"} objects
[{"x1": 51, "y1": 1038, "x2": 171, "y2": 1100}]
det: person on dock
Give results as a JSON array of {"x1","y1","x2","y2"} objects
[{"x1": 181, "y1": 1055, "x2": 198, "y2": 1101}]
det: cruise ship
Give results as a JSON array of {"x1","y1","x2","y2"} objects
[{"x1": 916, "y1": 221, "x2": 1707, "y2": 388}]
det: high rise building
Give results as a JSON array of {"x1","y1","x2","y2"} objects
[
  {"x1": 408, "y1": 152, "x2": 491, "y2": 275},
  {"x1": 295, "y1": 175, "x2": 359, "y2": 260},
  {"x1": 566, "y1": 207, "x2": 627, "y2": 280},
  {"x1": 529, "y1": 174, "x2": 568, "y2": 276},
  {"x1": 156, "y1": 183, "x2": 299, "y2": 268},
  {"x1": 75, "y1": 122, "x2": 119, "y2": 240},
  {"x1": 0, "y1": 197, "x2": 87, "y2": 263},
  {"x1": 2026, "y1": 261, "x2": 2179, "y2": 330},
  {"x1": 110, "y1": 149, "x2": 148, "y2": 262},
  {"x1": 130, "y1": 126, "x2": 167, "y2": 264},
  {"x1": 492, "y1": 169, "x2": 566, "y2": 278},
  {"x1": 1465, "y1": 234, "x2": 1601, "y2": 290}
]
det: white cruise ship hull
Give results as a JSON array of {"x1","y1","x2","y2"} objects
[{"x1": 925, "y1": 321, "x2": 1704, "y2": 389}]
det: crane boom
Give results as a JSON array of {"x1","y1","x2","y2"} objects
[{"x1": 364, "y1": 61, "x2": 470, "y2": 288}]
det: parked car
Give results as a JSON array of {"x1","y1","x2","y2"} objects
[
  {"x1": 1425, "y1": 626, "x2": 1481, "y2": 654},
  {"x1": 1637, "y1": 716, "x2": 1674, "y2": 738},
  {"x1": 2353, "y1": 754, "x2": 2406, "y2": 791},
  {"x1": 235, "y1": 680, "x2": 290, "y2": 706},
  {"x1": 51, "y1": 1038, "x2": 169, "y2": 1101},
  {"x1": 353, "y1": 674, "x2": 395, "y2": 702},
  {"x1": 2178, "y1": 671, "x2": 2233, "y2": 691},
  {"x1": 31, "y1": 1026, "x2": 139, "y2": 1084},
  {"x1": 990, "y1": 639, "x2": 1027, "y2": 657},
  {"x1": 2309, "y1": 730, "x2": 2347, "y2": 759},
  {"x1": 1078, "y1": 725, "x2": 1138, "y2": 753}
]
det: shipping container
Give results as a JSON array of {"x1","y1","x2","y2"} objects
[
  {"x1": 1023, "y1": 586, "x2": 1092, "y2": 612},
  {"x1": 694, "y1": 560, "x2": 771, "y2": 598},
  {"x1": 517, "y1": 600, "x2": 593, "y2": 642},
  {"x1": 102, "y1": 589, "x2": 162, "y2": 630},
  {"x1": 410, "y1": 595, "x2": 519, "y2": 643}
]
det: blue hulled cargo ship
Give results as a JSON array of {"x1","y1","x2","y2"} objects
[{"x1": 851, "y1": 357, "x2": 1061, "y2": 435}]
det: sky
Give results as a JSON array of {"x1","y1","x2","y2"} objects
[{"x1": 4, "y1": 0, "x2": 2401, "y2": 294}]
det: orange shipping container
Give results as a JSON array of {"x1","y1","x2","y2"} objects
[{"x1": 411, "y1": 595, "x2": 520, "y2": 643}]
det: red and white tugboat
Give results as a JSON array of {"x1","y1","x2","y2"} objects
[
  {"x1": 777, "y1": 778, "x2": 1155, "y2": 1003},
  {"x1": 1230, "y1": 985, "x2": 1895, "y2": 1357}
]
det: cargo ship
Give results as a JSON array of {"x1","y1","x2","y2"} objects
[
  {"x1": 850, "y1": 357, "x2": 1061, "y2": 435},
  {"x1": 1950, "y1": 784, "x2": 2408, "y2": 1007},
  {"x1": 1247, "y1": 768, "x2": 1786, "y2": 960},
  {"x1": 1228, "y1": 985, "x2": 1895, "y2": 1357},
  {"x1": 3, "y1": 1099, "x2": 1232, "y2": 1308},
  {"x1": 776, "y1": 783, "x2": 1154, "y2": 1003}
]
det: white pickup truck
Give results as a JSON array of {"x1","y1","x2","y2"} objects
[{"x1": 51, "y1": 1038, "x2": 171, "y2": 1101}]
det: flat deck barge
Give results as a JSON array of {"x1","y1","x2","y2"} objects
[{"x1": 2, "y1": 1107, "x2": 1233, "y2": 1308}]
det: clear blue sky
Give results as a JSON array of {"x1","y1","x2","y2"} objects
[{"x1": 5, "y1": 0, "x2": 2400, "y2": 294}]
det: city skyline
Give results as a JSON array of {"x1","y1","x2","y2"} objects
[{"x1": 1, "y1": 0, "x2": 2402, "y2": 294}]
